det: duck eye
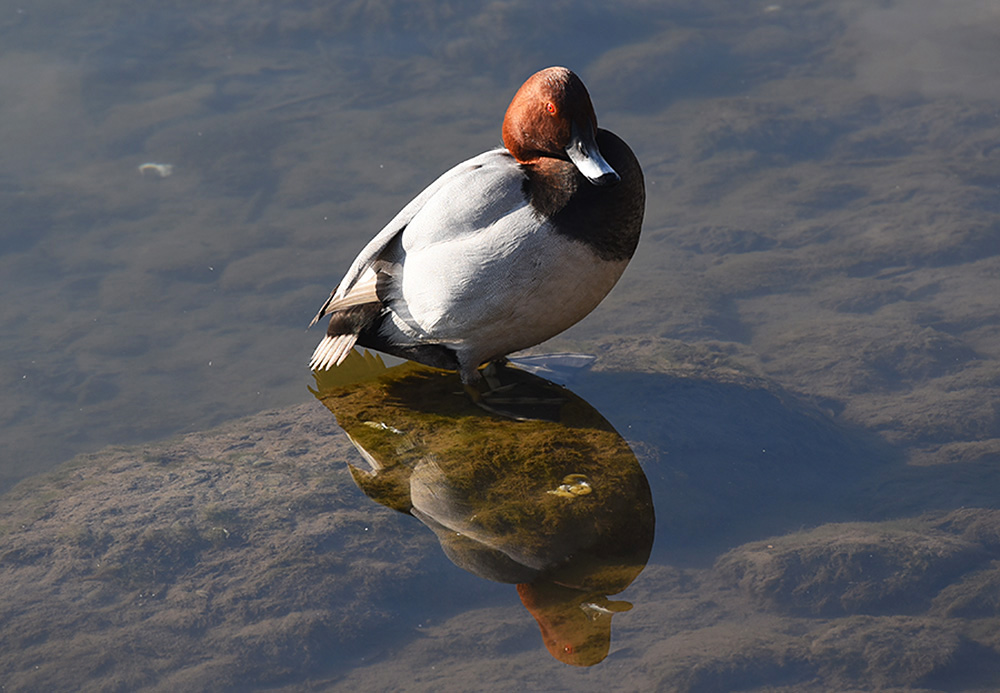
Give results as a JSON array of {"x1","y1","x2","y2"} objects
[{"x1": 545, "y1": 102, "x2": 557, "y2": 116}]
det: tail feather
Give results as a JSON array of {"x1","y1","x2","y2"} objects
[
  {"x1": 309, "y1": 268, "x2": 385, "y2": 371},
  {"x1": 310, "y1": 333, "x2": 360, "y2": 370}
]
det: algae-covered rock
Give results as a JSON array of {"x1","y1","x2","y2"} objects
[
  {"x1": 715, "y1": 519, "x2": 987, "y2": 616},
  {"x1": 0, "y1": 403, "x2": 449, "y2": 691}
]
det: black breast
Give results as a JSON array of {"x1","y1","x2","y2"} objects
[{"x1": 525, "y1": 130, "x2": 645, "y2": 262}]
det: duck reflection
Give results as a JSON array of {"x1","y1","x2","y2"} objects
[{"x1": 310, "y1": 350, "x2": 654, "y2": 666}]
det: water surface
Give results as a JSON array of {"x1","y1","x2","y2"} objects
[{"x1": 2, "y1": 0, "x2": 1000, "y2": 690}]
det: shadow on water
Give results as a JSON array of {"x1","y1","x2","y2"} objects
[
  {"x1": 572, "y1": 369, "x2": 900, "y2": 558},
  {"x1": 581, "y1": 365, "x2": 1000, "y2": 536}
]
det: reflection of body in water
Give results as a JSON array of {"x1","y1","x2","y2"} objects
[{"x1": 311, "y1": 351, "x2": 654, "y2": 666}]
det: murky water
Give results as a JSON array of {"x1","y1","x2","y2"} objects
[{"x1": 2, "y1": 1, "x2": 1000, "y2": 690}]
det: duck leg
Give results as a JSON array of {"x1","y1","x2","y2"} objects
[{"x1": 464, "y1": 360, "x2": 567, "y2": 422}]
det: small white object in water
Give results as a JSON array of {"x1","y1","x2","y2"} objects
[
  {"x1": 138, "y1": 162, "x2": 174, "y2": 178},
  {"x1": 581, "y1": 602, "x2": 615, "y2": 616},
  {"x1": 546, "y1": 473, "x2": 593, "y2": 498},
  {"x1": 506, "y1": 352, "x2": 596, "y2": 385},
  {"x1": 363, "y1": 421, "x2": 404, "y2": 435}
]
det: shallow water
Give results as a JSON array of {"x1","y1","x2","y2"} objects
[{"x1": 2, "y1": 0, "x2": 1000, "y2": 690}]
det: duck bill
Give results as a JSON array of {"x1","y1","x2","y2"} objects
[{"x1": 566, "y1": 122, "x2": 620, "y2": 186}]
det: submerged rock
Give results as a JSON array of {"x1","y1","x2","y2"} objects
[
  {"x1": 715, "y1": 518, "x2": 988, "y2": 615},
  {"x1": 0, "y1": 404, "x2": 451, "y2": 691}
]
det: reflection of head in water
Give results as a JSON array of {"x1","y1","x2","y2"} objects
[
  {"x1": 517, "y1": 582, "x2": 634, "y2": 667},
  {"x1": 311, "y1": 351, "x2": 654, "y2": 667}
]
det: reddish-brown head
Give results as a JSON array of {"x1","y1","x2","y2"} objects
[{"x1": 502, "y1": 67, "x2": 619, "y2": 186}]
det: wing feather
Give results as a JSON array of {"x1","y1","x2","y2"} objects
[
  {"x1": 321, "y1": 149, "x2": 512, "y2": 313},
  {"x1": 309, "y1": 267, "x2": 380, "y2": 327}
]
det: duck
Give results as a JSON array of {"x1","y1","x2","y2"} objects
[{"x1": 309, "y1": 66, "x2": 645, "y2": 386}]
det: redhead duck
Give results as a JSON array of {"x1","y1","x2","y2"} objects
[{"x1": 309, "y1": 66, "x2": 644, "y2": 385}]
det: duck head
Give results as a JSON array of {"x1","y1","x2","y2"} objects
[{"x1": 502, "y1": 66, "x2": 620, "y2": 186}]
